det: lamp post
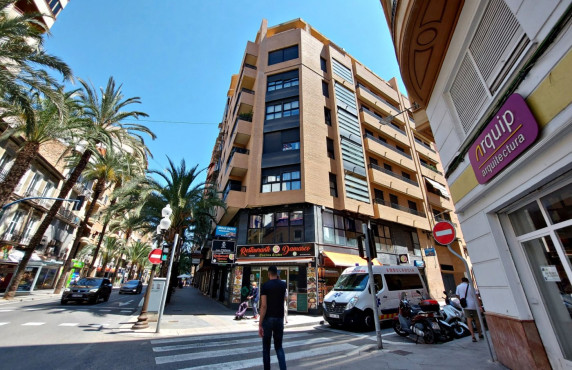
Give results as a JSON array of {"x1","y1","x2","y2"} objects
[
  {"x1": 131, "y1": 207, "x2": 172, "y2": 330},
  {"x1": 155, "y1": 203, "x2": 177, "y2": 334}
]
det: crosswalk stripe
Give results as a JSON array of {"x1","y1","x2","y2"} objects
[
  {"x1": 179, "y1": 343, "x2": 357, "y2": 370},
  {"x1": 59, "y1": 323, "x2": 79, "y2": 326},
  {"x1": 0, "y1": 309, "x2": 14, "y2": 312},
  {"x1": 25, "y1": 308, "x2": 40, "y2": 311},
  {"x1": 153, "y1": 332, "x2": 315, "y2": 353},
  {"x1": 151, "y1": 331, "x2": 256, "y2": 345},
  {"x1": 155, "y1": 337, "x2": 332, "y2": 365},
  {"x1": 0, "y1": 322, "x2": 9, "y2": 326},
  {"x1": 22, "y1": 322, "x2": 45, "y2": 326}
]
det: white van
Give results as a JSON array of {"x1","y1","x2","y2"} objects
[{"x1": 322, "y1": 265, "x2": 427, "y2": 329}]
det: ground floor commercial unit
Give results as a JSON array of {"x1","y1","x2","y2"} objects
[{"x1": 200, "y1": 203, "x2": 467, "y2": 314}]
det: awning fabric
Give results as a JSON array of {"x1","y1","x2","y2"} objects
[
  {"x1": 236, "y1": 258, "x2": 312, "y2": 265},
  {"x1": 322, "y1": 251, "x2": 382, "y2": 267},
  {"x1": 424, "y1": 177, "x2": 450, "y2": 198}
]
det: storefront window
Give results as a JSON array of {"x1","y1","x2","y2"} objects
[
  {"x1": 322, "y1": 210, "x2": 363, "y2": 247},
  {"x1": 541, "y1": 186, "x2": 572, "y2": 225},
  {"x1": 248, "y1": 210, "x2": 304, "y2": 244},
  {"x1": 508, "y1": 201, "x2": 547, "y2": 236}
]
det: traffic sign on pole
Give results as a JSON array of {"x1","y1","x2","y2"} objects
[
  {"x1": 148, "y1": 248, "x2": 163, "y2": 264},
  {"x1": 432, "y1": 221, "x2": 456, "y2": 245}
]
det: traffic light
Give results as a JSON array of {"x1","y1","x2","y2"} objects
[
  {"x1": 162, "y1": 242, "x2": 171, "y2": 261},
  {"x1": 73, "y1": 195, "x2": 85, "y2": 211},
  {"x1": 357, "y1": 235, "x2": 365, "y2": 259}
]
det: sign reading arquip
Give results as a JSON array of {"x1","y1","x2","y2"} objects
[{"x1": 469, "y1": 94, "x2": 539, "y2": 184}]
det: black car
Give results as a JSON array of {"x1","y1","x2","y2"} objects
[
  {"x1": 61, "y1": 277, "x2": 112, "y2": 304},
  {"x1": 119, "y1": 280, "x2": 143, "y2": 294}
]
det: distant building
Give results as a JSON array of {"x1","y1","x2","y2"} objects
[
  {"x1": 202, "y1": 18, "x2": 470, "y2": 320},
  {"x1": 12, "y1": 0, "x2": 69, "y2": 30},
  {"x1": 380, "y1": 0, "x2": 571, "y2": 368}
]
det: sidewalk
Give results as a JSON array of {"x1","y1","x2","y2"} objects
[{"x1": 0, "y1": 288, "x2": 60, "y2": 305}]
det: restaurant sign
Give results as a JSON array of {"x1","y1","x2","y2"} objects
[
  {"x1": 469, "y1": 94, "x2": 539, "y2": 184},
  {"x1": 212, "y1": 240, "x2": 236, "y2": 265},
  {"x1": 238, "y1": 243, "x2": 315, "y2": 258}
]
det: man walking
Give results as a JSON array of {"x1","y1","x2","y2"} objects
[
  {"x1": 456, "y1": 277, "x2": 484, "y2": 342},
  {"x1": 258, "y1": 266, "x2": 287, "y2": 370},
  {"x1": 248, "y1": 282, "x2": 259, "y2": 319}
]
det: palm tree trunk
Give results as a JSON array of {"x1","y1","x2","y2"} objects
[
  {"x1": 0, "y1": 141, "x2": 40, "y2": 208},
  {"x1": 3, "y1": 150, "x2": 92, "y2": 299},
  {"x1": 53, "y1": 175, "x2": 106, "y2": 294},
  {"x1": 110, "y1": 254, "x2": 122, "y2": 283},
  {"x1": 99, "y1": 255, "x2": 110, "y2": 277},
  {"x1": 87, "y1": 218, "x2": 110, "y2": 276}
]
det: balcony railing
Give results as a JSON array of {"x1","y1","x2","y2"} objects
[
  {"x1": 2, "y1": 232, "x2": 22, "y2": 243},
  {"x1": 364, "y1": 133, "x2": 412, "y2": 160},
  {"x1": 421, "y1": 161, "x2": 443, "y2": 175},
  {"x1": 369, "y1": 164, "x2": 418, "y2": 186},
  {"x1": 415, "y1": 137, "x2": 436, "y2": 153},
  {"x1": 223, "y1": 184, "x2": 246, "y2": 201},
  {"x1": 244, "y1": 63, "x2": 257, "y2": 70},
  {"x1": 435, "y1": 216, "x2": 457, "y2": 228},
  {"x1": 225, "y1": 147, "x2": 250, "y2": 172},
  {"x1": 358, "y1": 83, "x2": 401, "y2": 112},
  {"x1": 374, "y1": 198, "x2": 426, "y2": 218},
  {"x1": 361, "y1": 108, "x2": 406, "y2": 136},
  {"x1": 57, "y1": 208, "x2": 76, "y2": 222}
]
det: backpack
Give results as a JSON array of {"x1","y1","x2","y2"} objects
[{"x1": 460, "y1": 284, "x2": 469, "y2": 308}]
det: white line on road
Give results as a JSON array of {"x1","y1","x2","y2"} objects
[
  {"x1": 99, "y1": 309, "x2": 112, "y2": 312},
  {"x1": 24, "y1": 308, "x2": 40, "y2": 311},
  {"x1": 155, "y1": 337, "x2": 333, "y2": 365},
  {"x1": 22, "y1": 322, "x2": 45, "y2": 326},
  {"x1": 0, "y1": 322, "x2": 9, "y2": 326},
  {"x1": 118, "y1": 300, "x2": 133, "y2": 307},
  {"x1": 179, "y1": 343, "x2": 358, "y2": 370},
  {"x1": 120, "y1": 310, "x2": 132, "y2": 313},
  {"x1": 51, "y1": 308, "x2": 66, "y2": 312},
  {"x1": 151, "y1": 331, "x2": 256, "y2": 345},
  {"x1": 0, "y1": 309, "x2": 14, "y2": 312},
  {"x1": 59, "y1": 323, "x2": 79, "y2": 327}
]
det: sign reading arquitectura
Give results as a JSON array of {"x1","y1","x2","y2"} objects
[{"x1": 469, "y1": 94, "x2": 539, "y2": 184}]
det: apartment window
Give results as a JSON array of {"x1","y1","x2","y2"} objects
[
  {"x1": 390, "y1": 194, "x2": 399, "y2": 208},
  {"x1": 410, "y1": 232, "x2": 421, "y2": 256},
  {"x1": 322, "y1": 211, "x2": 363, "y2": 246},
  {"x1": 396, "y1": 145, "x2": 405, "y2": 153},
  {"x1": 248, "y1": 210, "x2": 304, "y2": 244},
  {"x1": 320, "y1": 57, "x2": 327, "y2": 72},
  {"x1": 0, "y1": 154, "x2": 13, "y2": 173},
  {"x1": 261, "y1": 167, "x2": 301, "y2": 193},
  {"x1": 369, "y1": 157, "x2": 378, "y2": 166},
  {"x1": 374, "y1": 189, "x2": 384, "y2": 202},
  {"x1": 283, "y1": 142, "x2": 300, "y2": 151},
  {"x1": 322, "y1": 81, "x2": 329, "y2": 98},
  {"x1": 6, "y1": 211, "x2": 23, "y2": 235},
  {"x1": 265, "y1": 99, "x2": 299, "y2": 120},
  {"x1": 327, "y1": 138, "x2": 335, "y2": 159},
  {"x1": 365, "y1": 129, "x2": 374, "y2": 137},
  {"x1": 22, "y1": 217, "x2": 38, "y2": 243},
  {"x1": 268, "y1": 45, "x2": 299, "y2": 65},
  {"x1": 324, "y1": 107, "x2": 331, "y2": 126},
  {"x1": 373, "y1": 223, "x2": 393, "y2": 253},
  {"x1": 408, "y1": 201, "x2": 418, "y2": 213},
  {"x1": 267, "y1": 74, "x2": 299, "y2": 92},
  {"x1": 402, "y1": 172, "x2": 411, "y2": 180},
  {"x1": 384, "y1": 164, "x2": 392, "y2": 172},
  {"x1": 26, "y1": 173, "x2": 42, "y2": 195},
  {"x1": 329, "y1": 173, "x2": 338, "y2": 197}
]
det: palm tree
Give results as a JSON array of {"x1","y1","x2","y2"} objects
[
  {"x1": 53, "y1": 147, "x2": 145, "y2": 293},
  {"x1": 124, "y1": 241, "x2": 151, "y2": 280},
  {"x1": 0, "y1": 89, "x2": 81, "y2": 207},
  {"x1": 4, "y1": 76, "x2": 153, "y2": 299},
  {"x1": 0, "y1": 0, "x2": 73, "y2": 127},
  {"x1": 98, "y1": 236, "x2": 124, "y2": 278}
]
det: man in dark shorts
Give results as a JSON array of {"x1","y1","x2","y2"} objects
[{"x1": 258, "y1": 265, "x2": 287, "y2": 370}]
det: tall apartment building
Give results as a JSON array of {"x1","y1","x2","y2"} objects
[
  {"x1": 12, "y1": 0, "x2": 69, "y2": 30},
  {"x1": 202, "y1": 19, "x2": 468, "y2": 321},
  {"x1": 380, "y1": 0, "x2": 571, "y2": 368}
]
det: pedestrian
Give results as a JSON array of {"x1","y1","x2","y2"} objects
[
  {"x1": 248, "y1": 281, "x2": 259, "y2": 319},
  {"x1": 455, "y1": 277, "x2": 484, "y2": 342},
  {"x1": 258, "y1": 265, "x2": 287, "y2": 370}
]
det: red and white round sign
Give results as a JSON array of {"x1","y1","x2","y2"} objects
[
  {"x1": 432, "y1": 221, "x2": 456, "y2": 245},
  {"x1": 148, "y1": 248, "x2": 163, "y2": 264}
]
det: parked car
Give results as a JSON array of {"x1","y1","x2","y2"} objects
[
  {"x1": 61, "y1": 277, "x2": 112, "y2": 305},
  {"x1": 119, "y1": 280, "x2": 143, "y2": 294}
]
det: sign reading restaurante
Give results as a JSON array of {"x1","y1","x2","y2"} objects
[
  {"x1": 238, "y1": 243, "x2": 315, "y2": 258},
  {"x1": 468, "y1": 94, "x2": 539, "y2": 184}
]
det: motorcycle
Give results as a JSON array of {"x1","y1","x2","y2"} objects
[
  {"x1": 441, "y1": 290, "x2": 471, "y2": 338},
  {"x1": 393, "y1": 291, "x2": 447, "y2": 344}
]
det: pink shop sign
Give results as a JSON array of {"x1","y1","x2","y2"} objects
[{"x1": 469, "y1": 94, "x2": 539, "y2": 184}]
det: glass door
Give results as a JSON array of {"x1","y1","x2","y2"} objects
[{"x1": 507, "y1": 182, "x2": 572, "y2": 361}]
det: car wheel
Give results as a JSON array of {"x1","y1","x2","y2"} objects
[
  {"x1": 137, "y1": 287, "x2": 142, "y2": 294},
  {"x1": 61, "y1": 299, "x2": 68, "y2": 305},
  {"x1": 90, "y1": 294, "x2": 99, "y2": 304},
  {"x1": 362, "y1": 309, "x2": 375, "y2": 331},
  {"x1": 104, "y1": 293, "x2": 110, "y2": 302}
]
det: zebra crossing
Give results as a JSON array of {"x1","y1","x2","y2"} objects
[{"x1": 150, "y1": 328, "x2": 371, "y2": 369}]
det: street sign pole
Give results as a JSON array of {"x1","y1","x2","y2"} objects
[
  {"x1": 432, "y1": 221, "x2": 494, "y2": 362},
  {"x1": 156, "y1": 232, "x2": 178, "y2": 333},
  {"x1": 363, "y1": 222, "x2": 382, "y2": 349}
]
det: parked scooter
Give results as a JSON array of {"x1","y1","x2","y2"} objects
[
  {"x1": 441, "y1": 290, "x2": 471, "y2": 338},
  {"x1": 393, "y1": 291, "x2": 446, "y2": 344}
]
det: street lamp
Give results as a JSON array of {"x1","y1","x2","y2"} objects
[
  {"x1": 132, "y1": 204, "x2": 173, "y2": 330},
  {"x1": 156, "y1": 204, "x2": 178, "y2": 334}
]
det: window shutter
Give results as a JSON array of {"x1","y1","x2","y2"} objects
[
  {"x1": 332, "y1": 58, "x2": 354, "y2": 83},
  {"x1": 345, "y1": 173, "x2": 370, "y2": 203}
]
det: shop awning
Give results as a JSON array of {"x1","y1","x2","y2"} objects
[
  {"x1": 424, "y1": 177, "x2": 450, "y2": 198},
  {"x1": 236, "y1": 258, "x2": 313, "y2": 265},
  {"x1": 322, "y1": 251, "x2": 382, "y2": 267}
]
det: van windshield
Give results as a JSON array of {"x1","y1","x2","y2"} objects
[{"x1": 334, "y1": 273, "x2": 369, "y2": 291}]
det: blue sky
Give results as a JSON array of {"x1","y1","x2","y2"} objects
[{"x1": 44, "y1": 0, "x2": 404, "y2": 181}]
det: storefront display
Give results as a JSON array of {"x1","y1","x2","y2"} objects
[{"x1": 231, "y1": 266, "x2": 243, "y2": 304}]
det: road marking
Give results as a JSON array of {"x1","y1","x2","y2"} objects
[
  {"x1": 99, "y1": 309, "x2": 112, "y2": 312},
  {"x1": 22, "y1": 322, "x2": 45, "y2": 326},
  {"x1": 151, "y1": 331, "x2": 255, "y2": 345},
  {"x1": 0, "y1": 322, "x2": 9, "y2": 326},
  {"x1": 0, "y1": 309, "x2": 14, "y2": 312},
  {"x1": 51, "y1": 308, "x2": 66, "y2": 312},
  {"x1": 59, "y1": 323, "x2": 79, "y2": 327},
  {"x1": 178, "y1": 343, "x2": 358, "y2": 370},
  {"x1": 25, "y1": 308, "x2": 40, "y2": 311},
  {"x1": 153, "y1": 332, "x2": 315, "y2": 352},
  {"x1": 120, "y1": 310, "x2": 132, "y2": 313},
  {"x1": 155, "y1": 337, "x2": 333, "y2": 365},
  {"x1": 118, "y1": 300, "x2": 133, "y2": 307}
]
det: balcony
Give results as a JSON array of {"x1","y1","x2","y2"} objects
[
  {"x1": 360, "y1": 108, "x2": 409, "y2": 147},
  {"x1": 225, "y1": 148, "x2": 249, "y2": 178},
  {"x1": 414, "y1": 139, "x2": 438, "y2": 162},
  {"x1": 57, "y1": 208, "x2": 78, "y2": 224},
  {"x1": 217, "y1": 186, "x2": 247, "y2": 225},
  {"x1": 364, "y1": 134, "x2": 415, "y2": 170},
  {"x1": 231, "y1": 117, "x2": 252, "y2": 146},
  {"x1": 420, "y1": 162, "x2": 446, "y2": 182},
  {"x1": 1, "y1": 232, "x2": 22, "y2": 243},
  {"x1": 426, "y1": 191, "x2": 453, "y2": 210},
  {"x1": 238, "y1": 63, "x2": 257, "y2": 91},
  {"x1": 373, "y1": 198, "x2": 430, "y2": 231},
  {"x1": 23, "y1": 188, "x2": 54, "y2": 209},
  {"x1": 354, "y1": 63, "x2": 400, "y2": 103},
  {"x1": 368, "y1": 164, "x2": 423, "y2": 200},
  {"x1": 232, "y1": 88, "x2": 255, "y2": 118},
  {"x1": 356, "y1": 84, "x2": 405, "y2": 125}
]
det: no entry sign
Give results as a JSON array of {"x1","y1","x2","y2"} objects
[
  {"x1": 433, "y1": 221, "x2": 456, "y2": 245},
  {"x1": 148, "y1": 248, "x2": 163, "y2": 264}
]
